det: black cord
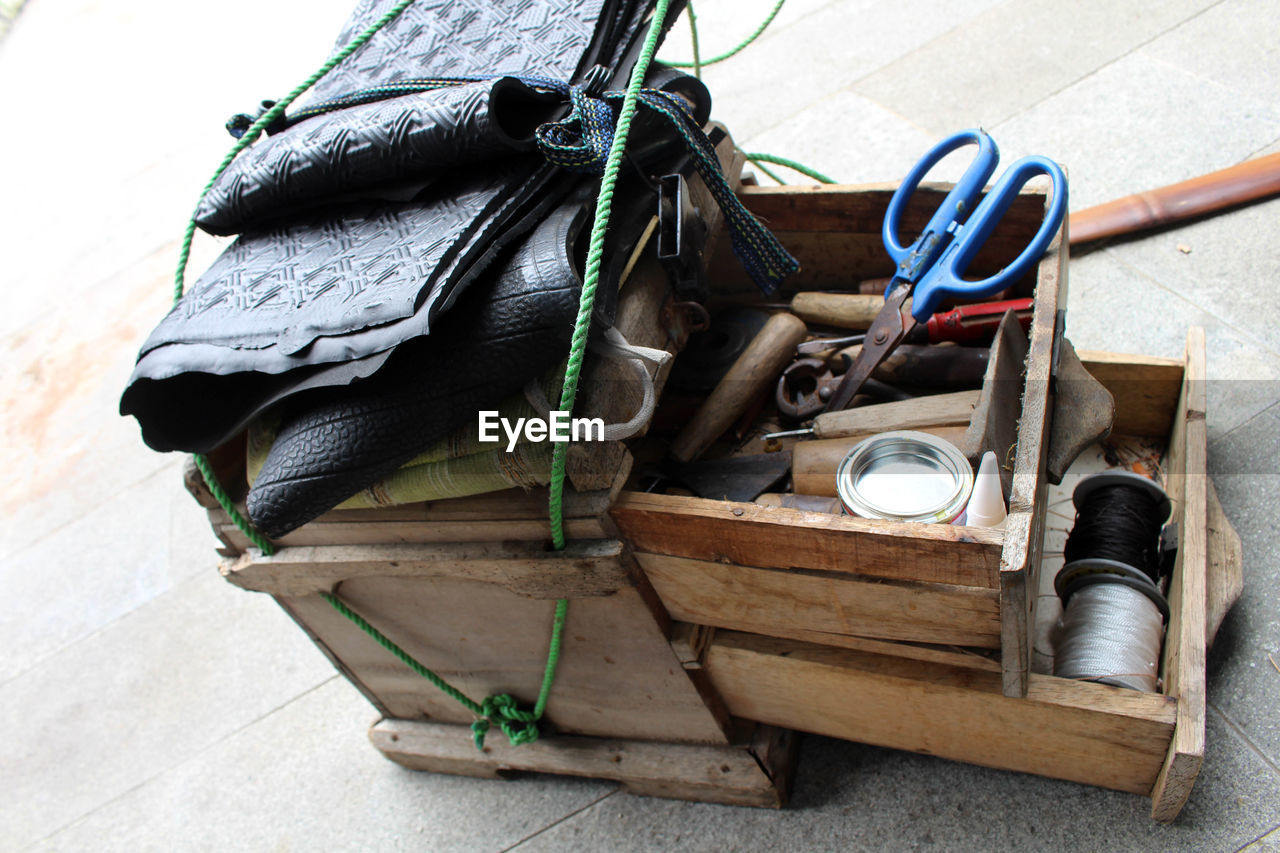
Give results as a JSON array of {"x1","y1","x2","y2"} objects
[{"x1": 1064, "y1": 485, "x2": 1166, "y2": 582}]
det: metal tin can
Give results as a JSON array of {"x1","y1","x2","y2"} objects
[{"x1": 835, "y1": 430, "x2": 974, "y2": 523}]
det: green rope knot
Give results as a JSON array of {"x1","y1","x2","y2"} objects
[{"x1": 473, "y1": 694, "x2": 541, "y2": 750}]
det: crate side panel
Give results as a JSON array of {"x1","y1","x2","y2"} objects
[
  {"x1": 706, "y1": 632, "x2": 1176, "y2": 796},
  {"x1": 635, "y1": 553, "x2": 1002, "y2": 649}
]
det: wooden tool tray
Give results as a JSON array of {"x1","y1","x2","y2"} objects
[
  {"x1": 611, "y1": 184, "x2": 1234, "y2": 821},
  {"x1": 613, "y1": 182, "x2": 1064, "y2": 696}
]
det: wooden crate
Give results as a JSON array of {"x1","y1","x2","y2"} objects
[
  {"x1": 193, "y1": 182, "x2": 1237, "y2": 819},
  {"x1": 189, "y1": 143, "x2": 802, "y2": 807},
  {"x1": 613, "y1": 183, "x2": 1062, "y2": 695}
]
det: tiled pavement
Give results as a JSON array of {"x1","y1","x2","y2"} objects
[{"x1": 2, "y1": 0, "x2": 1278, "y2": 849}]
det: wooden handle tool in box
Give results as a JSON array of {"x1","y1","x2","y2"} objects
[
  {"x1": 792, "y1": 426, "x2": 971, "y2": 496},
  {"x1": 809, "y1": 389, "x2": 980, "y2": 440},
  {"x1": 789, "y1": 292, "x2": 884, "y2": 330},
  {"x1": 669, "y1": 312, "x2": 808, "y2": 463}
]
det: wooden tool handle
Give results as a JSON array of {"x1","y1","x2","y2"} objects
[
  {"x1": 669, "y1": 312, "x2": 807, "y2": 463},
  {"x1": 790, "y1": 292, "x2": 884, "y2": 330},
  {"x1": 793, "y1": 426, "x2": 971, "y2": 496},
  {"x1": 811, "y1": 389, "x2": 980, "y2": 440},
  {"x1": 1069, "y1": 152, "x2": 1280, "y2": 244},
  {"x1": 827, "y1": 343, "x2": 987, "y2": 387}
]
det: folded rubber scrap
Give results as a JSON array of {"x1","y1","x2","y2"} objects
[{"x1": 120, "y1": 0, "x2": 796, "y2": 538}]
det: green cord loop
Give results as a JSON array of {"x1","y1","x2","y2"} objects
[
  {"x1": 178, "y1": 0, "x2": 419, "y2": 553},
  {"x1": 173, "y1": 0, "x2": 418, "y2": 305},
  {"x1": 667, "y1": 0, "x2": 785, "y2": 68},
  {"x1": 323, "y1": 591, "x2": 562, "y2": 750},
  {"x1": 194, "y1": 454, "x2": 276, "y2": 556},
  {"x1": 745, "y1": 151, "x2": 837, "y2": 185}
]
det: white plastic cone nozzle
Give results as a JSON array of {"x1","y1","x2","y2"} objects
[{"x1": 966, "y1": 451, "x2": 1007, "y2": 529}]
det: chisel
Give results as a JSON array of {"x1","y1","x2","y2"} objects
[{"x1": 762, "y1": 389, "x2": 980, "y2": 441}]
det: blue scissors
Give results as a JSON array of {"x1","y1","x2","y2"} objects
[{"x1": 823, "y1": 128, "x2": 1067, "y2": 412}]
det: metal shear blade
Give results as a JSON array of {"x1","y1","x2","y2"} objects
[{"x1": 822, "y1": 282, "x2": 918, "y2": 412}]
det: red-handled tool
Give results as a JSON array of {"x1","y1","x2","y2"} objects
[
  {"x1": 923, "y1": 297, "x2": 1033, "y2": 344},
  {"x1": 796, "y1": 297, "x2": 1032, "y2": 355}
]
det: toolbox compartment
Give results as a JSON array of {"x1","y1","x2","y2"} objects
[
  {"x1": 613, "y1": 184, "x2": 1223, "y2": 820},
  {"x1": 613, "y1": 183, "x2": 1064, "y2": 693}
]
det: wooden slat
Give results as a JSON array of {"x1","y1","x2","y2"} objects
[
  {"x1": 611, "y1": 492, "x2": 1003, "y2": 589},
  {"x1": 635, "y1": 553, "x2": 1001, "y2": 648},
  {"x1": 708, "y1": 184, "x2": 1048, "y2": 295},
  {"x1": 1206, "y1": 478, "x2": 1243, "y2": 647},
  {"x1": 283, "y1": 579, "x2": 732, "y2": 745},
  {"x1": 370, "y1": 719, "x2": 794, "y2": 808},
  {"x1": 705, "y1": 631, "x2": 1177, "y2": 796},
  {"x1": 212, "y1": 516, "x2": 609, "y2": 552},
  {"x1": 1078, "y1": 350, "x2": 1185, "y2": 437},
  {"x1": 220, "y1": 540, "x2": 632, "y2": 599},
  {"x1": 1000, "y1": 221, "x2": 1067, "y2": 697},
  {"x1": 206, "y1": 479, "x2": 625, "y2": 556},
  {"x1": 735, "y1": 183, "x2": 1048, "y2": 238},
  {"x1": 1151, "y1": 327, "x2": 1208, "y2": 821}
]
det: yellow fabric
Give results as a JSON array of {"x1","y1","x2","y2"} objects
[{"x1": 336, "y1": 440, "x2": 553, "y2": 508}]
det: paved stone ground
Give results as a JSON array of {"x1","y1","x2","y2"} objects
[{"x1": 2, "y1": 0, "x2": 1278, "y2": 850}]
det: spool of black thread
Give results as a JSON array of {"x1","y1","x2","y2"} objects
[{"x1": 1062, "y1": 471, "x2": 1171, "y2": 583}]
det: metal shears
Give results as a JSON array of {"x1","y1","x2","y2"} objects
[{"x1": 822, "y1": 129, "x2": 1068, "y2": 413}]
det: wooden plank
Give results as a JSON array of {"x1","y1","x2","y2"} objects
[
  {"x1": 635, "y1": 553, "x2": 1001, "y2": 648},
  {"x1": 213, "y1": 516, "x2": 609, "y2": 552},
  {"x1": 307, "y1": 482, "x2": 621, "y2": 522},
  {"x1": 705, "y1": 631, "x2": 1177, "y2": 796},
  {"x1": 221, "y1": 540, "x2": 632, "y2": 599},
  {"x1": 1206, "y1": 478, "x2": 1243, "y2": 647},
  {"x1": 1000, "y1": 223, "x2": 1067, "y2": 697},
  {"x1": 1079, "y1": 350, "x2": 1184, "y2": 437},
  {"x1": 283, "y1": 577, "x2": 732, "y2": 745},
  {"x1": 370, "y1": 719, "x2": 791, "y2": 808},
  {"x1": 735, "y1": 183, "x2": 1048, "y2": 238},
  {"x1": 708, "y1": 184, "x2": 1047, "y2": 295},
  {"x1": 1151, "y1": 327, "x2": 1208, "y2": 822},
  {"x1": 611, "y1": 492, "x2": 1003, "y2": 589}
]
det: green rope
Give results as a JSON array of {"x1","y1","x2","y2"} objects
[
  {"x1": 687, "y1": 0, "x2": 702, "y2": 78},
  {"x1": 746, "y1": 152, "x2": 837, "y2": 185},
  {"x1": 194, "y1": 454, "x2": 275, "y2": 555},
  {"x1": 321, "y1": 592, "x2": 563, "y2": 749},
  {"x1": 751, "y1": 158, "x2": 789, "y2": 186},
  {"x1": 175, "y1": 0, "x2": 419, "y2": 556},
  {"x1": 173, "y1": 0, "x2": 418, "y2": 304},
  {"x1": 667, "y1": 0, "x2": 785, "y2": 68},
  {"x1": 547, "y1": 0, "x2": 672, "y2": 550}
]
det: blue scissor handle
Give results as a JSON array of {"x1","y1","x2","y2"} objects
[
  {"x1": 882, "y1": 129, "x2": 999, "y2": 278},
  {"x1": 910, "y1": 154, "x2": 1067, "y2": 320}
]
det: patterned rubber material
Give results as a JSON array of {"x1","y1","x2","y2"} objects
[
  {"x1": 121, "y1": 0, "x2": 679, "y2": 454},
  {"x1": 246, "y1": 200, "x2": 586, "y2": 537}
]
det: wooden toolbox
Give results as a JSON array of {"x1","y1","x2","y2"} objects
[{"x1": 192, "y1": 182, "x2": 1240, "y2": 820}]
